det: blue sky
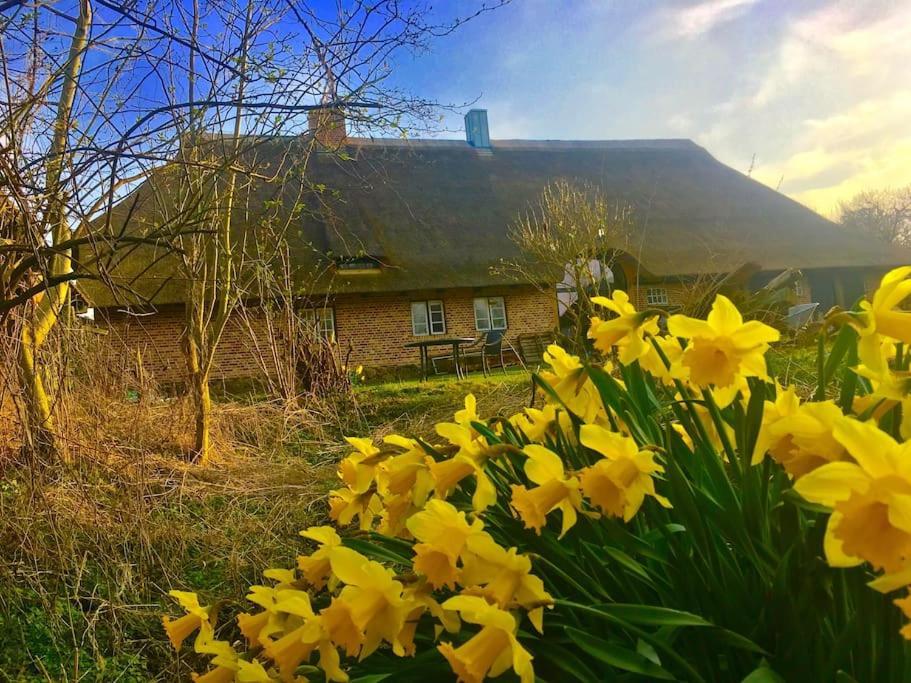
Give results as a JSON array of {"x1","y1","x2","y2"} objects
[{"x1": 387, "y1": 0, "x2": 911, "y2": 216}]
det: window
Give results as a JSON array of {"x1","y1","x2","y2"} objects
[
  {"x1": 411, "y1": 300, "x2": 446, "y2": 336},
  {"x1": 474, "y1": 296, "x2": 507, "y2": 331},
  {"x1": 793, "y1": 280, "x2": 804, "y2": 297},
  {"x1": 645, "y1": 287, "x2": 669, "y2": 306},
  {"x1": 334, "y1": 255, "x2": 382, "y2": 273},
  {"x1": 301, "y1": 307, "x2": 335, "y2": 341}
]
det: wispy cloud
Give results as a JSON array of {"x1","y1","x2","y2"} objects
[
  {"x1": 734, "y1": 2, "x2": 911, "y2": 214},
  {"x1": 753, "y1": 92, "x2": 911, "y2": 214},
  {"x1": 660, "y1": 0, "x2": 760, "y2": 39}
]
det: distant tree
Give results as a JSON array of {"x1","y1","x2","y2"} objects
[
  {"x1": 499, "y1": 180, "x2": 634, "y2": 351},
  {"x1": 838, "y1": 186, "x2": 911, "y2": 247}
]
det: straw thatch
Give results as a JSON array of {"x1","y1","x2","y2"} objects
[{"x1": 78, "y1": 135, "x2": 903, "y2": 308}]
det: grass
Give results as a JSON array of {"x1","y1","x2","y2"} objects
[{"x1": 0, "y1": 366, "x2": 534, "y2": 682}]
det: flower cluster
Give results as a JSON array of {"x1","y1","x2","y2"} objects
[{"x1": 163, "y1": 266, "x2": 911, "y2": 681}]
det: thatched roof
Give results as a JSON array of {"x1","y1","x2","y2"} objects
[{"x1": 78, "y1": 135, "x2": 904, "y2": 308}]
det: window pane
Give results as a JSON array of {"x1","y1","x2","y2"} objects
[
  {"x1": 646, "y1": 288, "x2": 668, "y2": 306},
  {"x1": 321, "y1": 308, "x2": 336, "y2": 341},
  {"x1": 411, "y1": 301, "x2": 429, "y2": 336},
  {"x1": 473, "y1": 298, "x2": 491, "y2": 331},
  {"x1": 428, "y1": 300, "x2": 446, "y2": 334},
  {"x1": 488, "y1": 297, "x2": 507, "y2": 330}
]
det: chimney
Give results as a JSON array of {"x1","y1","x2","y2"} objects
[
  {"x1": 464, "y1": 109, "x2": 491, "y2": 148},
  {"x1": 308, "y1": 106, "x2": 347, "y2": 147}
]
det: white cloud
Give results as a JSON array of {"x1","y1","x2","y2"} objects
[
  {"x1": 752, "y1": 92, "x2": 911, "y2": 215},
  {"x1": 708, "y1": 1, "x2": 911, "y2": 213},
  {"x1": 660, "y1": 0, "x2": 760, "y2": 39}
]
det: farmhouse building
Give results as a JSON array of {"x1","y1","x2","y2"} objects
[{"x1": 80, "y1": 109, "x2": 903, "y2": 383}]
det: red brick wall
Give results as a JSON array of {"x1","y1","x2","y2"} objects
[
  {"x1": 94, "y1": 284, "x2": 557, "y2": 382},
  {"x1": 335, "y1": 285, "x2": 557, "y2": 367},
  {"x1": 95, "y1": 305, "x2": 278, "y2": 384}
]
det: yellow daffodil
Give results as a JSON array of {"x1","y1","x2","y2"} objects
[
  {"x1": 163, "y1": 590, "x2": 211, "y2": 650},
  {"x1": 238, "y1": 584, "x2": 305, "y2": 649},
  {"x1": 430, "y1": 422, "x2": 497, "y2": 511},
  {"x1": 406, "y1": 499, "x2": 487, "y2": 589},
  {"x1": 667, "y1": 294, "x2": 779, "y2": 406},
  {"x1": 235, "y1": 658, "x2": 279, "y2": 683},
  {"x1": 376, "y1": 492, "x2": 415, "y2": 538},
  {"x1": 297, "y1": 526, "x2": 343, "y2": 589},
  {"x1": 794, "y1": 418, "x2": 911, "y2": 576},
  {"x1": 895, "y1": 593, "x2": 911, "y2": 640},
  {"x1": 751, "y1": 390, "x2": 847, "y2": 477},
  {"x1": 539, "y1": 344, "x2": 606, "y2": 424},
  {"x1": 325, "y1": 546, "x2": 409, "y2": 658},
  {"x1": 399, "y1": 579, "x2": 461, "y2": 654},
  {"x1": 579, "y1": 425, "x2": 670, "y2": 521},
  {"x1": 510, "y1": 445, "x2": 582, "y2": 537},
  {"x1": 639, "y1": 334, "x2": 686, "y2": 386},
  {"x1": 264, "y1": 617, "x2": 338, "y2": 682},
  {"x1": 438, "y1": 596, "x2": 534, "y2": 683},
  {"x1": 338, "y1": 437, "x2": 387, "y2": 495},
  {"x1": 191, "y1": 622, "x2": 238, "y2": 683},
  {"x1": 328, "y1": 487, "x2": 382, "y2": 531},
  {"x1": 588, "y1": 291, "x2": 660, "y2": 365},
  {"x1": 828, "y1": 268, "x2": 911, "y2": 371},
  {"x1": 509, "y1": 403, "x2": 573, "y2": 442},
  {"x1": 376, "y1": 435, "x2": 433, "y2": 505},
  {"x1": 460, "y1": 534, "x2": 552, "y2": 633},
  {"x1": 455, "y1": 393, "x2": 481, "y2": 428}
]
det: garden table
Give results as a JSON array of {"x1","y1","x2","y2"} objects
[{"x1": 404, "y1": 337, "x2": 477, "y2": 381}]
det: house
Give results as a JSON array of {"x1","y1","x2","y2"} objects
[{"x1": 78, "y1": 109, "x2": 904, "y2": 383}]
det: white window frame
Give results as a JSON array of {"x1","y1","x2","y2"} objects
[
  {"x1": 411, "y1": 300, "x2": 446, "y2": 336},
  {"x1": 645, "y1": 287, "x2": 669, "y2": 306},
  {"x1": 301, "y1": 307, "x2": 335, "y2": 341},
  {"x1": 474, "y1": 296, "x2": 507, "y2": 331}
]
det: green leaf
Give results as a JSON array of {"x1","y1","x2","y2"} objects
[
  {"x1": 741, "y1": 664, "x2": 785, "y2": 683},
  {"x1": 533, "y1": 640, "x2": 602, "y2": 682},
  {"x1": 565, "y1": 627, "x2": 675, "y2": 679},
  {"x1": 600, "y1": 546, "x2": 655, "y2": 584},
  {"x1": 590, "y1": 603, "x2": 712, "y2": 627},
  {"x1": 636, "y1": 638, "x2": 661, "y2": 665}
]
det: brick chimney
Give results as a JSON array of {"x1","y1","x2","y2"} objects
[{"x1": 308, "y1": 107, "x2": 347, "y2": 147}]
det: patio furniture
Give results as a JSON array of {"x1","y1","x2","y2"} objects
[
  {"x1": 404, "y1": 337, "x2": 476, "y2": 381},
  {"x1": 515, "y1": 332, "x2": 556, "y2": 368},
  {"x1": 461, "y1": 329, "x2": 509, "y2": 376},
  {"x1": 787, "y1": 302, "x2": 819, "y2": 329},
  {"x1": 430, "y1": 335, "x2": 483, "y2": 375}
]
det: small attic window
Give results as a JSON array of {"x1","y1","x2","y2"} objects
[{"x1": 334, "y1": 255, "x2": 383, "y2": 274}]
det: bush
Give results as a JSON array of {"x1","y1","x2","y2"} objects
[{"x1": 163, "y1": 271, "x2": 911, "y2": 682}]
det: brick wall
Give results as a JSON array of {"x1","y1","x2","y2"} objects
[
  {"x1": 335, "y1": 285, "x2": 557, "y2": 367},
  {"x1": 95, "y1": 305, "x2": 278, "y2": 384},
  {"x1": 626, "y1": 282, "x2": 688, "y2": 311},
  {"x1": 94, "y1": 284, "x2": 557, "y2": 382}
]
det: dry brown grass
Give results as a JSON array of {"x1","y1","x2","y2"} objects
[{"x1": 0, "y1": 328, "x2": 350, "y2": 680}]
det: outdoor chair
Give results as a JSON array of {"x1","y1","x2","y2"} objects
[
  {"x1": 461, "y1": 329, "x2": 509, "y2": 376},
  {"x1": 515, "y1": 332, "x2": 556, "y2": 369}
]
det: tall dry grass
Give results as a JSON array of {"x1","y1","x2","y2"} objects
[{"x1": 0, "y1": 324, "x2": 344, "y2": 680}]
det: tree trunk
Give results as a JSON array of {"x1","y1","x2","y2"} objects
[
  {"x1": 16, "y1": 0, "x2": 91, "y2": 463},
  {"x1": 185, "y1": 302, "x2": 211, "y2": 464},
  {"x1": 18, "y1": 317, "x2": 60, "y2": 458},
  {"x1": 191, "y1": 366, "x2": 211, "y2": 465}
]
